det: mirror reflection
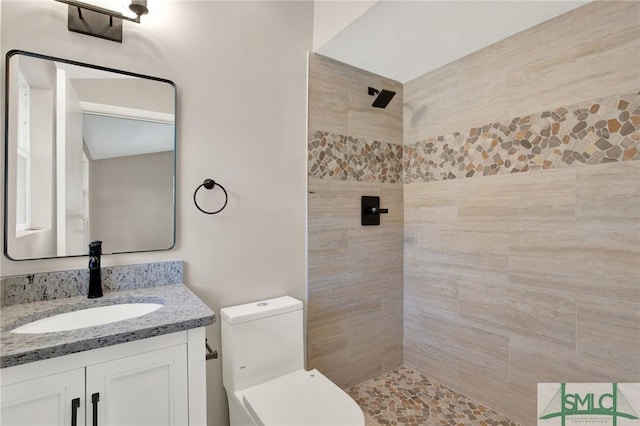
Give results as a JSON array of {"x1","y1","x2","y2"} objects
[{"x1": 5, "y1": 51, "x2": 176, "y2": 260}]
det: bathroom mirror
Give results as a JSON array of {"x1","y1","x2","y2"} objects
[{"x1": 4, "y1": 50, "x2": 176, "y2": 260}]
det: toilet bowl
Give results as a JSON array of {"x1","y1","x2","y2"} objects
[{"x1": 221, "y1": 296, "x2": 364, "y2": 426}]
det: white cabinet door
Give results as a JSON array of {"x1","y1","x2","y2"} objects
[
  {"x1": 1, "y1": 368, "x2": 85, "y2": 426},
  {"x1": 85, "y1": 345, "x2": 188, "y2": 426}
]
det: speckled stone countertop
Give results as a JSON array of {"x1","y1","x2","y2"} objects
[{"x1": 1, "y1": 283, "x2": 215, "y2": 368}]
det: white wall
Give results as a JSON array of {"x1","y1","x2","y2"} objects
[
  {"x1": 72, "y1": 77, "x2": 175, "y2": 114},
  {"x1": 58, "y1": 68, "x2": 86, "y2": 255},
  {"x1": 0, "y1": 1, "x2": 313, "y2": 424},
  {"x1": 29, "y1": 87, "x2": 55, "y2": 233},
  {"x1": 89, "y1": 151, "x2": 174, "y2": 254},
  {"x1": 312, "y1": 0, "x2": 377, "y2": 51}
]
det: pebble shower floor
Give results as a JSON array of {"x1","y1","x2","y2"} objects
[{"x1": 347, "y1": 366, "x2": 524, "y2": 426}]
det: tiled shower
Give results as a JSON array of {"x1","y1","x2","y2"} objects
[{"x1": 307, "y1": 2, "x2": 640, "y2": 425}]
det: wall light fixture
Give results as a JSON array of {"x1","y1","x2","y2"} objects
[{"x1": 54, "y1": 0, "x2": 148, "y2": 43}]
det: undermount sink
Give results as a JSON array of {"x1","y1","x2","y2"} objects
[{"x1": 11, "y1": 303, "x2": 164, "y2": 334}]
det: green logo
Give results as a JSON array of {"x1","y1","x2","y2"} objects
[{"x1": 539, "y1": 383, "x2": 639, "y2": 425}]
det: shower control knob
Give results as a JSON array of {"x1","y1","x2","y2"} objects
[{"x1": 361, "y1": 195, "x2": 388, "y2": 226}]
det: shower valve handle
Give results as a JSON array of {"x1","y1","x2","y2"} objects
[
  {"x1": 361, "y1": 196, "x2": 387, "y2": 226},
  {"x1": 367, "y1": 207, "x2": 388, "y2": 215}
]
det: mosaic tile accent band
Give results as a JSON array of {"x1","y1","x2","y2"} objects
[
  {"x1": 0, "y1": 260, "x2": 183, "y2": 306},
  {"x1": 308, "y1": 130, "x2": 403, "y2": 183},
  {"x1": 348, "y1": 366, "x2": 523, "y2": 426},
  {"x1": 404, "y1": 91, "x2": 640, "y2": 183}
]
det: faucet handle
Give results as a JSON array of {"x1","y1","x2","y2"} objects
[
  {"x1": 89, "y1": 240, "x2": 102, "y2": 256},
  {"x1": 88, "y1": 241, "x2": 103, "y2": 299}
]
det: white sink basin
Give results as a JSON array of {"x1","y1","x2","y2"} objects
[{"x1": 11, "y1": 303, "x2": 163, "y2": 334}]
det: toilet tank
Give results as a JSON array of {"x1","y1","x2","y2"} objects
[{"x1": 221, "y1": 296, "x2": 304, "y2": 392}]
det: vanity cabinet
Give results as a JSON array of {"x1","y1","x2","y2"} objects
[
  {"x1": 1, "y1": 329, "x2": 206, "y2": 426},
  {"x1": 1, "y1": 368, "x2": 85, "y2": 426},
  {"x1": 87, "y1": 345, "x2": 188, "y2": 425}
]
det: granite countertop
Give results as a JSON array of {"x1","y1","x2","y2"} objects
[{"x1": 0, "y1": 283, "x2": 215, "y2": 368}]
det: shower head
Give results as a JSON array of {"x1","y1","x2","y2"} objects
[{"x1": 368, "y1": 86, "x2": 396, "y2": 109}]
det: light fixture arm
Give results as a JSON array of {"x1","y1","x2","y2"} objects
[
  {"x1": 54, "y1": 0, "x2": 148, "y2": 42},
  {"x1": 54, "y1": 0, "x2": 143, "y2": 23}
]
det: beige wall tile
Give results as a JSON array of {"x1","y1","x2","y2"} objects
[
  {"x1": 308, "y1": 320, "x2": 348, "y2": 360},
  {"x1": 308, "y1": 269, "x2": 404, "y2": 388},
  {"x1": 457, "y1": 67, "x2": 509, "y2": 135},
  {"x1": 380, "y1": 183, "x2": 404, "y2": 224},
  {"x1": 457, "y1": 169, "x2": 577, "y2": 232},
  {"x1": 458, "y1": 278, "x2": 510, "y2": 333},
  {"x1": 418, "y1": 227, "x2": 509, "y2": 256},
  {"x1": 348, "y1": 224, "x2": 403, "y2": 273},
  {"x1": 402, "y1": 180, "x2": 458, "y2": 229},
  {"x1": 509, "y1": 228, "x2": 640, "y2": 303},
  {"x1": 310, "y1": 1, "x2": 639, "y2": 419},
  {"x1": 309, "y1": 179, "x2": 402, "y2": 229},
  {"x1": 509, "y1": 3, "x2": 640, "y2": 118},
  {"x1": 405, "y1": 267, "x2": 459, "y2": 320},
  {"x1": 418, "y1": 248, "x2": 508, "y2": 285},
  {"x1": 308, "y1": 52, "x2": 362, "y2": 136},
  {"x1": 404, "y1": 158, "x2": 639, "y2": 421},
  {"x1": 307, "y1": 271, "x2": 364, "y2": 297},
  {"x1": 307, "y1": 226, "x2": 349, "y2": 277},
  {"x1": 403, "y1": 206, "x2": 458, "y2": 226},
  {"x1": 347, "y1": 78, "x2": 403, "y2": 145},
  {"x1": 577, "y1": 298, "x2": 640, "y2": 376},
  {"x1": 310, "y1": 53, "x2": 403, "y2": 144},
  {"x1": 403, "y1": 225, "x2": 420, "y2": 270},
  {"x1": 404, "y1": 314, "x2": 511, "y2": 410},
  {"x1": 404, "y1": 1, "x2": 640, "y2": 140},
  {"x1": 310, "y1": 348, "x2": 351, "y2": 387},
  {"x1": 308, "y1": 181, "x2": 403, "y2": 386},
  {"x1": 417, "y1": 313, "x2": 510, "y2": 379},
  {"x1": 506, "y1": 285, "x2": 576, "y2": 351},
  {"x1": 509, "y1": 336, "x2": 638, "y2": 424},
  {"x1": 308, "y1": 178, "x2": 376, "y2": 229},
  {"x1": 346, "y1": 315, "x2": 402, "y2": 384},
  {"x1": 308, "y1": 141, "x2": 403, "y2": 386},
  {"x1": 404, "y1": 159, "x2": 636, "y2": 420},
  {"x1": 403, "y1": 180, "x2": 458, "y2": 208},
  {"x1": 308, "y1": 288, "x2": 382, "y2": 324},
  {"x1": 404, "y1": 63, "x2": 464, "y2": 143},
  {"x1": 576, "y1": 161, "x2": 640, "y2": 232}
]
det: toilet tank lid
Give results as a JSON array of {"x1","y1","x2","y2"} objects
[{"x1": 220, "y1": 296, "x2": 303, "y2": 325}]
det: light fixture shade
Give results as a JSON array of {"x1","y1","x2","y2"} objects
[{"x1": 129, "y1": 0, "x2": 148, "y2": 17}]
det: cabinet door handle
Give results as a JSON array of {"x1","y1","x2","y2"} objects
[
  {"x1": 71, "y1": 398, "x2": 80, "y2": 426},
  {"x1": 91, "y1": 393, "x2": 100, "y2": 426}
]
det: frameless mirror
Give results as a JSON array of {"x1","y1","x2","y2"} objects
[{"x1": 4, "y1": 50, "x2": 176, "y2": 260}]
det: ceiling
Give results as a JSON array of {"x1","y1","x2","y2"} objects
[
  {"x1": 52, "y1": 61, "x2": 174, "y2": 160},
  {"x1": 83, "y1": 114, "x2": 174, "y2": 160},
  {"x1": 317, "y1": 1, "x2": 588, "y2": 83}
]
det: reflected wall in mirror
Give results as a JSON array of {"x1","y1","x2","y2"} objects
[{"x1": 4, "y1": 51, "x2": 176, "y2": 260}]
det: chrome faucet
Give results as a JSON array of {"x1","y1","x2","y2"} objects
[{"x1": 88, "y1": 240, "x2": 103, "y2": 298}]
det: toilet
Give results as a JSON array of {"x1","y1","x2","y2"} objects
[{"x1": 221, "y1": 296, "x2": 365, "y2": 426}]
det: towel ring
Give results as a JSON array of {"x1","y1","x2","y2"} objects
[{"x1": 193, "y1": 178, "x2": 228, "y2": 215}]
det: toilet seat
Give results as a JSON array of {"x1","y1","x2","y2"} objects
[{"x1": 239, "y1": 369, "x2": 364, "y2": 426}]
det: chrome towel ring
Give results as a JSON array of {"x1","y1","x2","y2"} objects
[{"x1": 193, "y1": 178, "x2": 228, "y2": 214}]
